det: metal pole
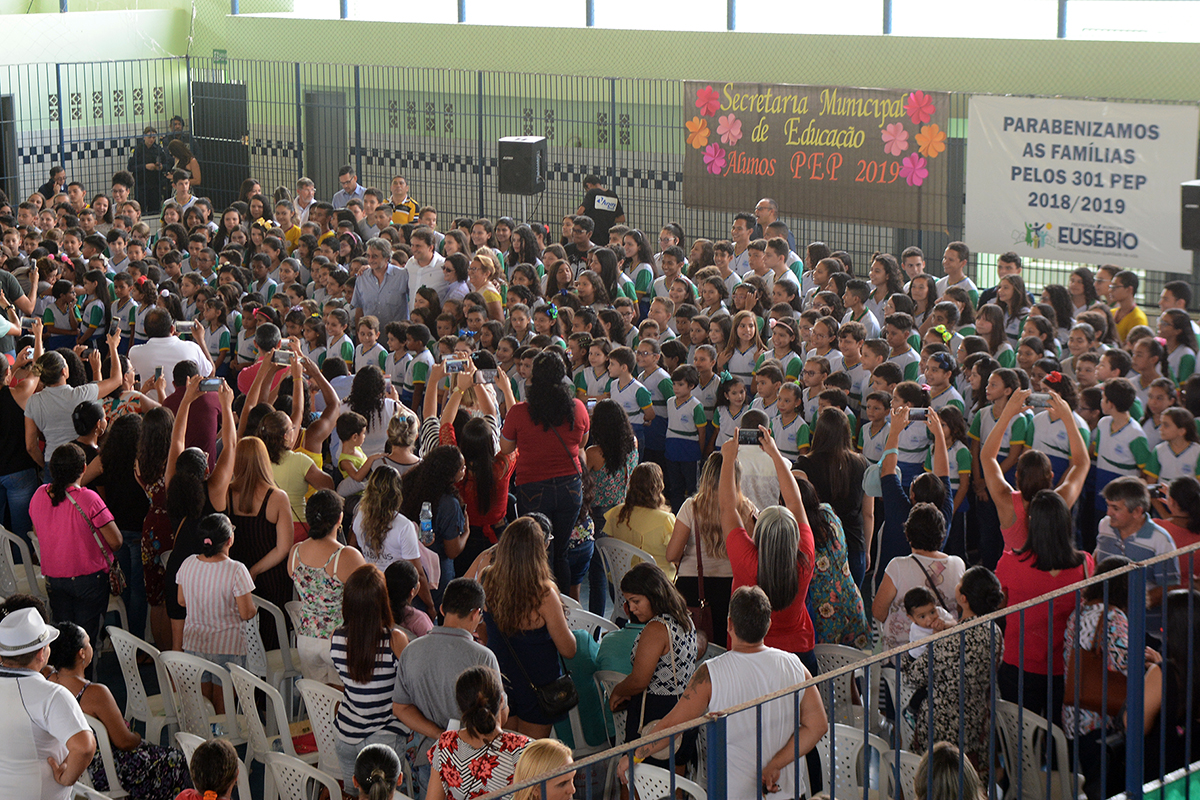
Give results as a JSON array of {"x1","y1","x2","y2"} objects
[
  {"x1": 54, "y1": 64, "x2": 66, "y2": 169},
  {"x1": 1057, "y1": 0, "x2": 1067, "y2": 38},
  {"x1": 59, "y1": 0, "x2": 67, "y2": 13},
  {"x1": 586, "y1": 0, "x2": 594, "y2": 27},
  {"x1": 726, "y1": 0, "x2": 735, "y2": 30},
  {"x1": 230, "y1": 0, "x2": 238, "y2": 15},
  {"x1": 353, "y1": 65, "x2": 363, "y2": 179},
  {"x1": 705, "y1": 715, "x2": 727, "y2": 799},
  {"x1": 295, "y1": 63, "x2": 304, "y2": 179},
  {"x1": 476, "y1": 71, "x2": 485, "y2": 218},
  {"x1": 882, "y1": 0, "x2": 892, "y2": 33},
  {"x1": 457, "y1": 0, "x2": 465, "y2": 22},
  {"x1": 339, "y1": 0, "x2": 348, "y2": 20},
  {"x1": 608, "y1": 77, "x2": 617, "y2": 190},
  {"x1": 1125, "y1": 567, "x2": 1147, "y2": 799}
]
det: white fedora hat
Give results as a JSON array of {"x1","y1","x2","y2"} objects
[{"x1": 0, "y1": 608, "x2": 59, "y2": 657}]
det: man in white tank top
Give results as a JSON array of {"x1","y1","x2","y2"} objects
[{"x1": 619, "y1": 586, "x2": 828, "y2": 800}]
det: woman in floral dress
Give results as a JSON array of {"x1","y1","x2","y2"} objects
[
  {"x1": 799, "y1": 480, "x2": 870, "y2": 649},
  {"x1": 901, "y1": 566, "x2": 1006, "y2": 778},
  {"x1": 426, "y1": 666, "x2": 531, "y2": 800}
]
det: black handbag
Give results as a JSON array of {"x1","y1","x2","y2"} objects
[{"x1": 495, "y1": 626, "x2": 580, "y2": 718}]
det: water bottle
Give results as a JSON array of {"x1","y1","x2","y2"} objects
[{"x1": 419, "y1": 501, "x2": 434, "y2": 546}]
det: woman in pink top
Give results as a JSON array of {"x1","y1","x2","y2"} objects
[
  {"x1": 30, "y1": 443, "x2": 123, "y2": 654},
  {"x1": 718, "y1": 426, "x2": 817, "y2": 672},
  {"x1": 995, "y1": 490, "x2": 1093, "y2": 727},
  {"x1": 983, "y1": 385, "x2": 1089, "y2": 553}
]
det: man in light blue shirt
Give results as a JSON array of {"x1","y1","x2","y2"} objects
[
  {"x1": 331, "y1": 165, "x2": 365, "y2": 209},
  {"x1": 353, "y1": 237, "x2": 409, "y2": 326}
]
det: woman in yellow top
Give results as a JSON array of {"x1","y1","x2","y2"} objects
[
  {"x1": 603, "y1": 463, "x2": 677, "y2": 579},
  {"x1": 468, "y1": 249, "x2": 505, "y2": 321}
]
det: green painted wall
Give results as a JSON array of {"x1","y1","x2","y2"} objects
[
  {"x1": 190, "y1": 12, "x2": 1200, "y2": 103},
  {"x1": 0, "y1": 8, "x2": 188, "y2": 64}
]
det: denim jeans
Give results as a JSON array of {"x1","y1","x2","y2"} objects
[
  {"x1": 0, "y1": 467, "x2": 39, "y2": 542},
  {"x1": 118, "y1": 529, "x2": 148, "y2": 641},
  {"x1": 515, "y1": 474, "x2": 582, "y2": 593},
  {"x1": 47, "y1": 570, "x2": 110, "y2": 648},
  {"x1": 566, "y1": 539, "x2": 594, "y2": 587}
]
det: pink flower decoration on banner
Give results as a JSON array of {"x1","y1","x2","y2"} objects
[
  {"x1": 703, "y1": 143, "x2": 727, "y2": 175},
  {"x1": 905, "y1": 90, "x2": 936, "y2": 125},
  {"x1": 695, "y1": 85, "x2": 721, "y2": 117},
  {"x1": 899, "y1": 153, "x2": 929, "y2": 187},
  {"x1": 881, "y1": 123, "x2": 909, "y2": 157},
  {"x1": 717, "y1": 114, "x2": 743, "y2": 146}
]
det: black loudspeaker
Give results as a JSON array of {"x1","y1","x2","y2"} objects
[
  {"x1": 1184, "y1": 181, "x2": 1200, "y2": 251},
  {"x1": 498, "y1": 136, "x2": 547, "y2": 195}
]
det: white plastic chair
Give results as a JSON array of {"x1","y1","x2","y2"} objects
[
  {"x1": 560, "y1": 592, "x2": 582, "y2": 611},
  {"x1": 0, "y1": 525, "x2": 47, "y2": 604},
  {"x1": 880, "y1": 748, "x2": 924, "y2": 800},
  {"x1": 283, "y1": 600, "x2": 302, "y2": 643},
  {"x1": 630, "y1": 763, "x2": 707, "y2": 800},
  {"x1": 814, "y1": 643, "x2": 872, "y2": 728},
  {"x1": 994, "y1": 700, "x2": 1086, "y2": 800},
  {"x1": 567, "y1": 607, "x2": 618, "y2": 639},
  {"x1": 593, "y1": 669, "x2": 627, "y2": 746},
  {"x1": 264, "y1": 752, "x2": 344, "y2": 800},
  {"x1": 158, "y1": 651, "x2": 246, "y2": 745},
  {"x1": 296, "y1": 678, "x2": 343, "y2": 777},
  {"x1": 250, "y1": 596, "x2": 302, "y2": 706},
  {"x1": 77, "y1": 714, "x2": 129, "y2": 799},
  {"x1": 595, "y1": 537, "x2": 655, "y2": 622},
  {"x1": 176, "y1": 732, "x2": 254, "y2": 800},
  {"x1": 228, "y1": 663, "x2": 318, "y2": 799},
  {"x1": 72, "y1": 785, "x2": 116, "y2": 800},
  {"x1": 812, "y1": 722, "x2": 890, "y2": 800},
  {"x1": 106, "y1": 626, "x2": 178, "y2": 746}
]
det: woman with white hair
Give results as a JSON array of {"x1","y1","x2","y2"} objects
[{"x1": 719, "y1": 425, "x2": 816, "y2": 672}]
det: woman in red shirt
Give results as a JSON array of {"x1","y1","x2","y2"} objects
[
  {"x1": 718, "y1": 425, "x2": 817, "y2": 673},
  {"x1": 995, "y1": 490, "x2": 1092, "y2": 727}
]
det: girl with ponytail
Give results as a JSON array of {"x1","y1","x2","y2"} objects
[
  {"x1": 353, "y1": 743, "x2": 403, "y2": 800},
  {"x1": 426, "y1": 666, "x2": 531, "y2": 800}
]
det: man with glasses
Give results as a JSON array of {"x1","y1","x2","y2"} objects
[
  {"x1": 751, "y1": 197, "x2": 795, "y2": 250},
  {"x1": 1110, "y1": 269, "x2": 1148, "y2": 344},
  {"x1": 353, "y1": 237, "x2": 409, "y2": 327},
  {"x1": 332, "y1": 164, "x2": 365, "y2": 209}
]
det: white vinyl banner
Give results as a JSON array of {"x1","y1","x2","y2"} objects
[{"x1": 965, "y1": 95, "x2": 1199, "y2": 273}]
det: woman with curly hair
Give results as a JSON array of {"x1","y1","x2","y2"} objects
[
  {"x1": 353, "y1": 467, "x2": 433, "y2": 609},
  {"x1": 867, "y1": 253, "x2": 905, "y2": 323},
  {"x1": 501, "y1": 350, "x2": 591, "y2": 592},
  {"x1": 603, "y1": 463, "x2": 676, "y2": 578},
  {"x1": 400, "y1": 445, "x2": 467, "y2": 607},
  {"x1": 481, "y1": 517, "x2": 577, "y2": 737}
]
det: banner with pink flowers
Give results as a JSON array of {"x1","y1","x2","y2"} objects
[{"x1": 682, "y1": 81, "x2": 952, "y2": 230}]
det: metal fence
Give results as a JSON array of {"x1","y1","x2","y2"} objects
[
  {"x1": 475, "y1": 542, "x2": 1200, "y2": 800},
  {"x1": 0, "y1": 56, "x2": 1196, "y2": 306}
]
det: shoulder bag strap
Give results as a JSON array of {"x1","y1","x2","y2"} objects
[
  {"x1": 64, "y1": 489, "x2": 114, "y2": 570},
  {"x1": 692, "y1": 519, "x2": 706, "y2": 604},
  {"x1": 549, "y1": 422, "x2": 583, "y2": 476},
  {"x1": 494, "y1": 623, "x2": 569, "y2": 693},
  {"x1": 910, "y1": 555, "x2": 951, "y2": 610}
]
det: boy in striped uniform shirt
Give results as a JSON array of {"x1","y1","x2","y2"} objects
[{"x1": 607, "y1": 346, "x2": 653, "y2": 456}]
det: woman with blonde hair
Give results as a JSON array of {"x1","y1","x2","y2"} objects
[
  {"x1": 468, "y1": 249, "x2": 505, "y2": 321},
  {"x1": 353, "y1": 466, "x2": 433, "y2": 608},
  {"x1": 666, "y1": 452, "x2": 754, "y2": 639},
  {"x1": 511, "y1": 739, "x2": 575, "y2": 800},
  {"x1": 914, "y1": 742, "x2": 986, "y2": 800},
  {"x1": 218, "y1": 437, "x2": 293, "y2": 646},
  {"x1": 604, "y1": 463, "x2": 677, "y2": 578},
  {"x1": 373, "y1": 408, "x2": 421, "y2": 476},
  {"x1": 481, "y1": 517, "x2": 577, "y2": 737}
]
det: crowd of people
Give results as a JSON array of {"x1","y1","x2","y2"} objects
[{"x1": 2, "y1": 159, "x2": 1200, "y2": 800}]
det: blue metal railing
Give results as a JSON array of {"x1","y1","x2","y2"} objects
[{"x1": 479, "y1": 540, "x2": 1200, "y2": 800}]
